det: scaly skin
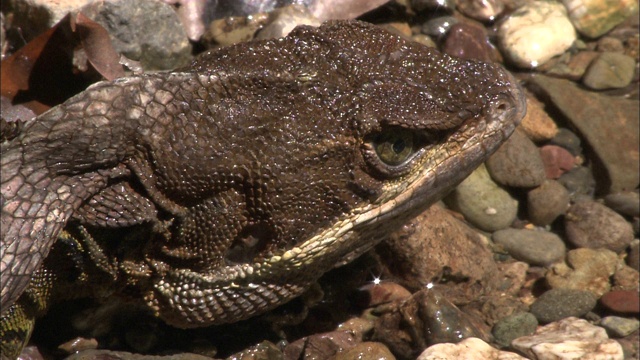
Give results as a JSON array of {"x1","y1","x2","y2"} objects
[{"x1": 0, "y1": 20, "x2": 526, "y2": 357}]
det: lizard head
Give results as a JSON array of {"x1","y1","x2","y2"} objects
[{"x1": 149, "y1": 21, "x2": 526, "y2": 326}]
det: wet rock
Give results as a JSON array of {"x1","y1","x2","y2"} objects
[
  {"x1": 565, "y1": 201, "x2": 634, "y2": 253},
  {"x1": 481, "y1": 293, "x2": 529, "y2": 326},
  {"x1": 597, "y1": 36, "x2": 625, "y2": 52},
  {"x1": 495, "y1": 261, "x2": 529, "y2": 296},
  {"x1": 518, "y1": 94, "x2": 558, "y2": 143},
  {"x1": 65, "y1": 349, "x2": 214, "y2": 359},
  {"x1": 376, "y1": 205, "x2": 499, "y2": 300},
  {"x1": 486, "y1": 129, "x2": 546, "y2": 188},
  {"x1": 308, "y1": 0, "x2": 390, "y2": 22},
  {"x1": 256, "y1": 5, "x2": 321, "y2": 40},
  {"x1": 333, "y1": 342, "x2": 395, "y2": 360},
  {"x1": 337, "y1": 318, "x2": 375, "y2": 342},
  {"x1": 411, "y1": 34, "x2": 437, "y2": 48},
  {"x1": 283, "y1": 331, "x2": 357, "y2": 360},
  {"x1": 549, "y1": 128, "x2": 582, "y2": 156},
  {"x1": 498, "y1": 1, "x2": 576, "y2": 68},
  {"x1": 421, "y1": 16, "x2": 458, "y2": 38},
  {"x1": 81, "y1": 0, "x2": 192, "y2": 70},
  {"x1": 604, "y1": 191, "x2": 640, "y2": 218},
  {"x1": 444, "y1": 165, "x2": 518, "y2": 232},
  {"x1": 547, "y1": 248, "x2": 618, "y2": 296},
  {"x1": 612, "y1": 264, "x2": 639, "y2": 292},
  {"x1": 357, "y1": 282, "x2": 412, "y2": 308},
  {"x1": 527, "y1": 180, "x2": 570, "y2": 226},
  {"x1": 600, "y1": 316, "x2": 640, "y2": 338},
  {"x1": 527, "y1": 75, "x2": 640, "y2": 193},
  {"x1": 529, "y1": 288, "x2": 597, "y2": 323},
  {"x1": 582, "y1": 52, "x2": 636, "y2": 90},
  {"x1": 558, "y1": 166, "x2": 596, "y2": 199},
  {"x1": 456, "y1": 0, "x2": 505, "y2": 22},
  {"x1": 58, "y1": 337, "x2": 98, "y2": 355},
  {"x1": 492, "y1": 312, "x2": 538, "y2": 347},
  {"x1": 539, "y1": 145, "x2": 576, "y2": 180},
  {"x1": 411, "y1": 0, "x2": 456, "y2": 12},
  {"x1": 600, "y1": 290, "x2": 640, "y2": 315},
  {"x1": 417, "y1": 337, "x2": 527, "y2": 360},
  {"x1": 492, "y1": 228, "x2": 566, "y2": 266},
  {"x1": 442, "y1": 22, "x2": 497, "y2": 62},
  {"x1": 392, "y1": 289, "x2": 491, "y2": 348},
  {"x1": 230, "y1": 341, "x2": 284, "y2": 360},
  {"x1": 511, "y1": 317, "x2": 624, "y2": 360},
  {"x1": 562, "y1": 0, "x2": 639, "y2": 38},
  {"x1": 544, "y1": 50, "x2": 599, "y2": 81}
]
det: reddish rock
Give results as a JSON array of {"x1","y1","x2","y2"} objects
[
  {"x1": 600, "y1": 290, "x2": 640, "y2": 314},
  {"x1": 540, "y1": 145, "x2": 576, "y2": 179},
  {"x1": 442, "y1": 22, "x2": 497, "y2": 62},
  {"x1": 357, "y1": 282, "x2": 412, "y2": 307}
]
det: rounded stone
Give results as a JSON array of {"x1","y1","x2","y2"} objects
[
  {"x1": 527, "y1": 180, "x2": 570, "y2": 226},
  {"x1": 600, "y1": 316, "x2": 640, "y2": 338},
  {"x1": 444, "y1": 164, "x2": 518, "y2": 232},
  {"x1": 546, "y1": 248, "x2": 618, "y2": 296},
  {"x1": 486, "y1": 129, "x2": 546, "y2": 188},
  {"x1": 604, "y1": 191, "x2": 640, "y2": 218},
  {"x1": 457, "y1": 0, "x2": 505, "y2": 22},
  {"x1": 558, "y1": 166, "x2": 596, "y2": 199},
  {"x1": 562, "y1": 0, "x2": 639, "y2": 38},
  {"x1": 492, "y1": 228, "x2": 566, "y2": 266},
  {"x1": 530, "y1": 288, "x2": 597, "y2": 323},
  {"x1": 421, "y1": 16, "x2": 458, "y2": 38},
  {"x1": 583, "y1": 52, "x2": 636, "y2": 90},
  {"x1": 549, "y1": 128, "x2": 582, "y2": 156},
  {"x1": 498, "y1": 1, "x2": 577, "y2": 68},
  {"x1": 539, "y1": 145, "x2": 576, "y2": 179},
  {"x1": 518, "y1": 95, "x2": 558, "y2": 143},
  {"x1": 565, "y1": 201, "x2": 634, "y2": 253},
  {"x1": 492, "y1": 312, "x2": 539, "y2": 347},
  {"x1": 600, "y1": 290, "x2": 640, "y2": 315},
  {"x1": 333, "y1": 342, "x2": 396, "y2": 360}
]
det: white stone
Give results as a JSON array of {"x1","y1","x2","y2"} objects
[
  {"x1": 498, "y1": 1, "x2": 577, "y2": 68},
  {"x1": 512, "y1": 317, "x2": 624, "y2": 360},
  {"x1": 417, "y1": 337, "x2": 527, "y2": 360}
]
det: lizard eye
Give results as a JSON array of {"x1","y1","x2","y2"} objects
[
  {"x1": 374, "y1": 128, "x2": 415, "y2": 166},
  {"x1": 363, "y1": 127, "x2": 434, "y2": 178}
]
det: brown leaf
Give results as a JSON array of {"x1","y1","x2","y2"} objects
[
  {"x1": 0, "y1": 13, "x2": 124, "y2": 115},
  {"x1": 71, "y1": 13, "x2": 125, "y2": 81}
]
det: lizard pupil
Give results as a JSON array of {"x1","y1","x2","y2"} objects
[{"x1": 393, "y1": 139, "x2": 406, "y2": 153}]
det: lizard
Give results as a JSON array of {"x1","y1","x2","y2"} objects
[{"x1": 0, "y1": 20, "x2": 526, "y2": 358}]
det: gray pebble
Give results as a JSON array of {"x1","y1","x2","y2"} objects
[
  {"x1": 604, "y1": 191, "x2": 640, "y2": 218},
  {"x1": 600, "y1": 316, "x2": 640, "y2": 338},
  {"x1": 583, "y1": 52, "x2": 636, "y2": 90},
  {"x1": 486, "y1": 129, "x2": 546, "y2": 188},
  {"x1": 444, "y1": 165, "x2": 518, "y2": 232},
  {"x1": 549, "y1": 128, "x2": 582, "y2": 156},
  {"x1": 492, "y1": 312, "x2": 538, "y2": 347},
  {"x1": 82, "y1": 0, "x2": 191, "y2": 70},
  {"x1": 558, "y1": 166, "x2": 596, "y2": 199},
  {"x1": 421, "y1": 16, "x2": 458, "y2": 38},
  {"x1": 530, "y1": 288, "x2": 597, "y2": 323},
  {"x1": 565, "y1": 201, "x2": 634, "y2": 253},
  {"x1": 493, "y1": 228, "x2": 566, "y2": 266},
  {"x1": 527, "y1": 179, "x2": 570, "y2": 226}
]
